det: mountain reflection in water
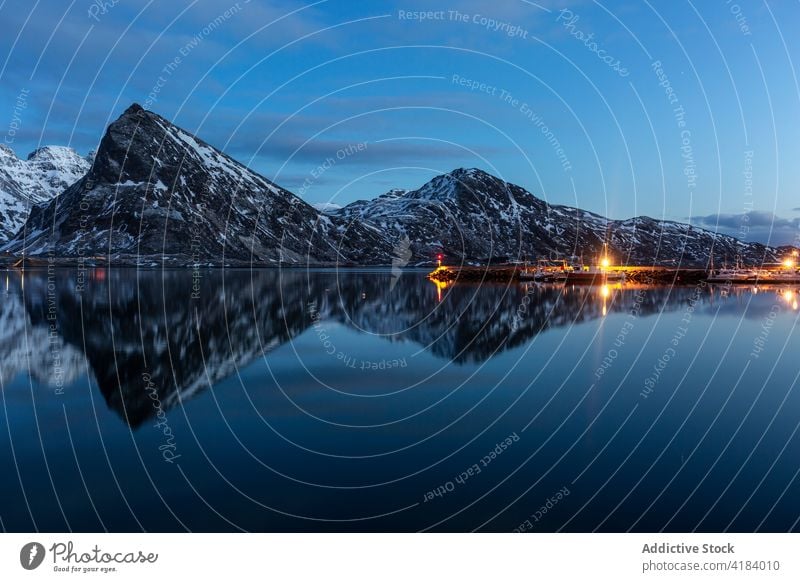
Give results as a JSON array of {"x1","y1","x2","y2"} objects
[
  {"x1": 2, "y1": 268, "x2": 800, "y2": 533},
  {"x1": 1, "y1": 268, "x2": 731, "y2": 427}
]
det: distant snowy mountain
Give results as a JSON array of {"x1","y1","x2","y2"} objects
[
  {"x1": 4, "y1": 104, "x2": 394, "y2": 265},
  {"x1": 332, "y1": 168, "x2": 785, "y2": 267},
  {"x1": 0, "y1": 144, "x2": 92, "y2": 242}
]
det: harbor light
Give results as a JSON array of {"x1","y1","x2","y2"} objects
[
  {"x1": 783, "y1": 289, "x2": 798, "y2": 310},
  {"x1": 783, "y1": 258, "x2": 795, "y2": 269},
  {"x1": 601, "y1": 257, "x2": 610, "y2": 269}
]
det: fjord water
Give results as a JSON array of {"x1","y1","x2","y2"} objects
[{"x1": 1, "y1": 268, "x2": 799, "y2": 532}]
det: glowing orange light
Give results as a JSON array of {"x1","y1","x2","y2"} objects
[
  {"x1": 783, "y1": 259, "x2": 796, "y2": 269},
  {"x1": 433, "y1": 278, "x2": 449, "y2": 301},
  {"x1": 600, "y1": 284, "x2": 610, "y2": 316}
]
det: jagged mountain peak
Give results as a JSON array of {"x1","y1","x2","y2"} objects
[
  {"x1": 0, "y1": 144, "x2": 89, "y2": 164},
  {"x1": 406, "y1": 167, "x2": 533, "y2": 207},
  {"x1": 448, "y1": 167, "x2": 492, "y2": 178},
  {"x1": 409, "y1": 168, "x2": 529, "y2": 200},
  {"x1": 88, "y1": 104, "x2": 285, "y2": 198},
  {"x1": 444, "y1": 167, "x2": 512, "y2": 184},
  {"x1": 6, "y1": 104, "x2": 394, "y2": 265},
  {"x1": 124, "y1": 102, "x2": 145, "y2": 115},
  {"x1": 26, "y1": 145, "x2": 84, "y2": 162}
]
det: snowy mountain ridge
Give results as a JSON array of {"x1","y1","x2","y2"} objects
[
  {"x1": 332, "y1": 167, "x2": 788, "y2": 267},
  {"x1": 0, "y1": 105, "x2": 793, "y2": 267}
]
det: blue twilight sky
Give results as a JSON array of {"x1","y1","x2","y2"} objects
[{"x1": 1, "y1": 0, "x2": 799, "y2": 243}]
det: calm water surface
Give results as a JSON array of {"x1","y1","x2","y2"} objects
[{"x1": 1, "y1": 268, "x2": 799, "y2": 532}]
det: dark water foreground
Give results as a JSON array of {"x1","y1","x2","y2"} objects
[{"x1": 1, "y1": 267, "x2": 799, "y2": 532}]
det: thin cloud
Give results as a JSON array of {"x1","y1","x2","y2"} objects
[
  {"x1": 246, "y1": 136, "x2": 507, "y2": 165},
  {"x1": 692, "y1": 211, "x2": 800, "y2": 246}
]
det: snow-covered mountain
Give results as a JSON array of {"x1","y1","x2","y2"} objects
[
  {"x1": 4, "y1": 104, "x2": 393, "y2": 265},
  {"x1": 0, "y1": 144, "x2": 92, "y2": 242},
  {"x1": 1, "y1": 105, "x2": 792, "y2": 267},
  {"x1": 332, "y1": 168, "x2": 786, "y2": 267}
]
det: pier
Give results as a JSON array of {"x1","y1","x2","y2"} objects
[{"x1": 428, "y1": 265, "x2": 711, "y2": 285}]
